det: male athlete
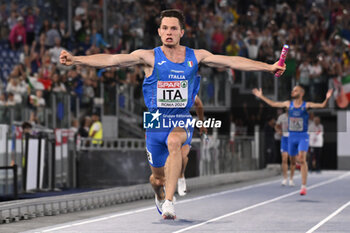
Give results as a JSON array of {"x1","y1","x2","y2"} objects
[
  {"x1": 60, "y1": 9, "x2": 285, "y2": 219},
  {"x1": 275, "y1": 109, "x2": 295, "y2": 186},
  {"x1": 252, "y1": 86, "x2": 333, "y2": 195},
  {"x1": 177, "y1": 95, "x2": 207, "y2": 196}
]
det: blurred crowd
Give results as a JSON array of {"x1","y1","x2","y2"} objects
[{"x1": 0, "y1": 0, "x2": 349, "y2": 126}]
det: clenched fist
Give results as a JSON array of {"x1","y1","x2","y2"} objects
[{"x1": 60, "y1": 50, "x2": 74, "y2": 66}]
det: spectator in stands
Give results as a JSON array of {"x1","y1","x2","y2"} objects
[
  {"x1": 6, "y1": 77, "x2": 26, "y2": 104},
  {"x1": 211, "y1": 26, "x2": 225, "y2": 54},
  {"x1": 30, "y1": 90, "x2": 45, "y2": 108},
  {"x1": 225, "y1": 38, "x2": 240, "y2": 56},
  {"x1": 49, "y1": 37, "x2": 65, "y2": 64},
  {"x1": 39, "y1": 19, "x2": 51, "y2": 36},
  {"x1": 51, "y1": 72, "x2": 67, "y2": 93},
  {"x1": 29, "y1": 90, "x2": 45, "y2": 124},
  {"x1": 31, "y1": 32, "x2": 47, "y2": 59},
  {"x1": 70, "y1": 118, "x2": 79, "y2": 136},
  {"x1": 308, "y1": 116, "x2": 324, "y2": 172},
  {"x1": 58, "y1": 20, "x2": 70, "y2": 49},
  {"x1": 9, "y1": 16, "x2": 26, "y2": 50},
  {"x1": 6, "y1": 92, "x2": 16, "y2": 106},
  {"x1": 0, "y1": 93, "x2": 6, "y2": 106},
  {"x1": 108, "y1": 23, "x2": 122, "y2": 51},
  {"x1": 243, "y1": 30, "x2": 263, "y2": 60},
  {"x1": 24, "y1": 7, "x2": 38, "y2": 46},
  {"x1": 81, "y1": 78, "x2": 94, "y2": 108},
  {"x1": 7, "y1": 10, "x2": 18, "y2": 31},
  {"x1": 297, "y1": 58, "x2": 311, "y2": 100},
  {"x1": 90, "y1": 28, "x2": 109, "y2": 48},
  {"x1": 89, "y1": 110, "x2": 103, "y2": 145},
  {"x1": 78, "y1": 116, "x2": 91, "y2": 138},
  {"x1": 309, "y1": 59, "x2": 323, "y2": 102},
  {"x1": 37, "y1": 53, "x2": 55, "y2": 90},
  {"x1": 46, "y1": 21, "x2": 60, "y2": 48}
]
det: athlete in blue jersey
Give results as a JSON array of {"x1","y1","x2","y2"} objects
[
  {"x1": 252, "y1": 86, "x2": 333, "y2": 195},
  {"x1": 60, "y1": 9, "x2": 286, "y2": 219},
  {"x1": 275, "y1": 109, "x2": 296, "y2": 187}
]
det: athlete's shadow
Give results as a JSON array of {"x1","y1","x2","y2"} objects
[
  {"x1": 153, "y1": 218, "x2": 203, "y2": 226},
  {"x1": 297, "y1": 199, "x2": 322, "y2": 203}
]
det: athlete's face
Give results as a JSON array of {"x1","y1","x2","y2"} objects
[
  {"x1": 158, "y1": 17, "x2": 184, "y2": 47},
  {"x1": 291, "y1": 86, "x2": 304, "y2": 99}
]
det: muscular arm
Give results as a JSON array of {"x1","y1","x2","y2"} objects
[
  {"x1": 252, "y1": 88, "x2": 290, "y2": 108},
  {"x1": 60, "y1": 49, "x2": 154, "y2": 69},
  {"x1": 195, "y1": 49, "x2": 285, "y2": 74},
  {"x1": 306, "y1": 89, "x2": 333, "y2": 109}
]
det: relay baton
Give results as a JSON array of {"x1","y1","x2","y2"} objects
[{"x1": 274, "y1": 44, "x2": 289, "y2": 78}]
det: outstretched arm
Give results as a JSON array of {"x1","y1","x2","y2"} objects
[
  {"x1": 194, "y1": 96, "x2": 207, "y2": 135},
  {"x1": 195, "y1": 49, "x2": 286, "y2": 75},
  {"x1": 306, "y1": 89, "x2": 333, "y2": 109},
  {"x1": 59, "y1": 49, "x2": 153, "y2": 68},
  {"x1": 274, "y1": 122, "x2": 282, "y2": 136},
  {"x1": 252, "y1": 88, "x2": 290, "y2": 108}
]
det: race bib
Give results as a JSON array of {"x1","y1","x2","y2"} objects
[
  {"x1": 289, "y1": 117, "x2": 303, "y2": 131},
  {"x1": 146, "y1": 147, "x2": 153, "y2": 164},
  {"x1": 157, "y1": 81, "x2": 188, "y2": 108}
]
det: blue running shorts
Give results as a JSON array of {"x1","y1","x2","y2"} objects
[
  {"x1": 280, "y1": 136, "x2": 288, "y2": 153},
  {"x1": 288, "y1": 132, "x2": 309, "y2": 156},
  {"x1": 145, "y1": 125, "x2": 193, "y2": 168}
]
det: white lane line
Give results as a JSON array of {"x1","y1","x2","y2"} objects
[
  {"x1": 29, "y1": 177, "x2": 284, "y2": 233},
  {"x1": 305, "y1": 200, "x2": 350, "y2": 233},
  {"x1": 172, "y1": 172, "x2": 350, "y2": 233}
]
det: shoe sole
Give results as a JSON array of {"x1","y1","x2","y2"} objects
[
  {"x1": 162, "y1": 214, "x2": 176, "y2": 220},
  {"x1": 178, "y1": 191, "x2": 187, "y2": 196}
]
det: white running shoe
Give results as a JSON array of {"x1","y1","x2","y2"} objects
[
  {"x1": 177, "y1": 177, "x2": 187, "y2": 196},
  {"x1": 162, "y1": 200, "x2": 176, "y2": 219},
  {"x1": 281, "y1": 179, "x2": 287, "y2": 186},
  {"x1": 155, "y1": 195, "x2": 165, "y2": 215},
  {"x1": 289, "y1": 179, "x2": 295, "y2": 186}
]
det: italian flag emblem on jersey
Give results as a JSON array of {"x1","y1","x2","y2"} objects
[{"x1": 188, "y1": 61, "x2": 193, "y2": 67}]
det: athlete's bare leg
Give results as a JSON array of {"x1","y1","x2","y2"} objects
[
  {"x1": 149, "y1": 166, "x2": 165, "y2": 200},
  {"x1": 289, "y1": 156, "x2": 296, "y2": 181},
  {"x1": 281, "y1": 152, "x2": 288, "y2": 180},
  {"x1": 164, "y1": 127, "x2": 187, "y2": 201},
  {"x1": 298, "y1": 151, "x2": 308, "y2": 185},
  {"x1": 180, "y1": 145, "x2": 190, "y2": 178}
]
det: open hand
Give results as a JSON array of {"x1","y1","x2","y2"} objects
[
  {"x1": 326, "y1": 89, "x2": 333, "y2": 99},
  {"x1": 59, "y1": 50, "x2": 74, "y2": 66},
  {"x1": 252, "y1": 88, "x2": 263, "y2": 98}
]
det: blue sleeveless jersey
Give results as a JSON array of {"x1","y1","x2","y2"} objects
[
  {"x1": 142, "y1": 47, "x2": 200, "y2": 115},
  {"x1": 288, "y1": 101, "x2": 309, "y2": 133}
]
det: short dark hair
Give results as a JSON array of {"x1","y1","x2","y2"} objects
[
  {"x1": 160, "y1": 9, "x2": 185, "y2": 29},
  {"x1": 296, "y1": 85, "x2": 305, "y2": 93},
  {"x1": 22, "y1": 121, "x2": 32, "y2": 130}
]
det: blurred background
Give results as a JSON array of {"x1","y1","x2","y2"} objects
[{"x1": 0, "y1": 0, "x2": 350, "y2": 200}]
